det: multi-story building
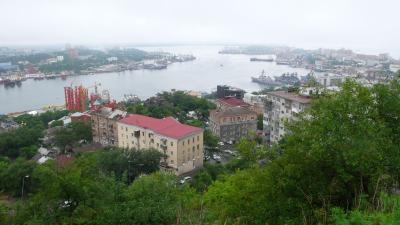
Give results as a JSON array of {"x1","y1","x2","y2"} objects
[
  {"x1": 91, "y1": 107, "x2": 127, "y2": 146},
  {"x1": 209, "y1": 107, "x2": 257, "y2": 142},
  {"x1": 117, "y1": 114, "x2": 204, "y2": 175},
  {"x1": 264, "y1": 91, "x2": 312, "y2": 143},
  {"x1": 316, "y1": 73, "x2": 344, "y2": 87},
  {"x1": 216, "y1": 85, "x2": 245, "y2": 99}
]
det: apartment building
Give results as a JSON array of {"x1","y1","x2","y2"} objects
[
  {"x1": 209, "y1": 107, "x2": 257, "y2": 142},
  {"x1": 117, "y1": 114, "x2": 204, "y2": 175},
  {"x1": 264, "y1": 91, "x2": 312, "y2": 143},
  {"x1": 91, "y1": 107, "x2": 127, "y2": 146}
]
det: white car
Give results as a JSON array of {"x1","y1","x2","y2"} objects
[
  {"x1": 213, "y1": 154, "x2": 222, "y2": 162},
  {"x1": 180, "y1": 176, "x2": 192, "y2": 184},
  {"x1": 218, "y1": 142, "x2": 224, "y2": 146},
  {"x1": 227, "y1": 140, "x2": 233, "y2": 145},
  {"x1": 223, "y1": 149, "x2": 234, "y2": 155}
]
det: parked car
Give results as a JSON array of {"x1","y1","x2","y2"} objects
[
  {"x1": 218, "y1": 142, "x2": 224, "y2": 146},
  {"x1": 213, "y1": 154, "x2": 222, "y2": 163},
  {"x1": 227, "y1": 140, "x2": 233, "y2": 145},
  {"x1": 223, "y1": 149, "x2": 234, "y2": 155},
  {"x1": 180, "y1": 176, "x2": 192, "y2": 184}
]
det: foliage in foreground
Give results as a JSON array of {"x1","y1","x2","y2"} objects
[{"x1": 205, "y1": 79, "x2": 400, "y2": 224}]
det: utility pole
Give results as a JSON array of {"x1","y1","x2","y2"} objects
[
  {"x1": 21, "y1": 175, "x2": 29, "y2": 199},
  {"x1": 128, "y1": 160, "x2": 132, "y2": 184}
]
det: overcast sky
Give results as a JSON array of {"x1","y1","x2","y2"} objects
[{"x1": 1, "y1": 0, "x2": 399, "y2": 56}]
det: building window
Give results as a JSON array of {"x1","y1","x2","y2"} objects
[
  {"x1": 197, "y1": 144, "x2": 199, "y2": 150},
  {"x1": 187, "y1": 140, "x2": 190, "y2": 144},
  {"x1": 125, "y1": 127, "x2": 128, "y2": 131},
  {"x1": 192, "y1": 146, "x2": 195, "y2": 152},
  {"x1": 170, "y1": 151, "x2": 173, "y2": 155},
  {"x1": 170, "y1": 142, "x2": 173, "y2": 146},
  {"x1": 197, "y1": 136, "x2": 199, "y2": 141},
  {"x1": 157, "y1": 143, "x2": 159, "y2": 147},
  {"x1": 142, "y1": 132, "x2": 144, "y2": 136},
  {"x1": 192, "y1": 137, "x2": 194, "y2": 142},
  {"x1": 170, "y1": 160, "x2": 174, "y2": 164},
  {"x1": 132, "y1": 141, "x2": 134, "y2": 144}
]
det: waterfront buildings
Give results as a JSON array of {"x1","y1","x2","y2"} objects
[
  {"x1": 91, "y1": 107, "x2": 127, "y2": 146},
  {"x1": 264, "y1": 91, "x2": 312, "y2": 143},
  {"x1": 209, "y1": 106, "x2": 257, "y2": 142},
  {"x1": 117, "y1": 114, "x2": 203, "y2": 175}
]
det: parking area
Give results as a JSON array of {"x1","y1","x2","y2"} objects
[{"x1": 178, "y1": 142, "x2": 238, "y2": 183}]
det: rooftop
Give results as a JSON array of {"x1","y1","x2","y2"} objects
[
  {"x1": 118, "y1": 114, "x2": 202, "y2": 139},
  {"x1": 217, "y1": 97, "x2": 250, "y2": 107},
  {"x1": 268, "y1": 91, "x2": 312, "y2": 104},
  {"x1": 211, "y1": 106, "x2": 257, "y2": 118},
  {"x1": 92, "y1": 107, "x2": 127, "y2": 119}
]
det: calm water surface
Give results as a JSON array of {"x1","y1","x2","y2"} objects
[{"x1": 0, "y1": 46, "x2": 310, "y2": 114}]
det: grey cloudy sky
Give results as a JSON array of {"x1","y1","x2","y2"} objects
[{"x1": 1, "y1": 0, "x2": 399, "y2": 56}]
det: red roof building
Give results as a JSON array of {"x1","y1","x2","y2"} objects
[
  {"x1": 216, "y1": 97, "x2": 250, "y2": 108},
  {"x1": 117, "y1": 114, "x2": 204, "y2": 175},
  {"x1": 118, "y1": 114, "x2": 202, "y2": 139}
]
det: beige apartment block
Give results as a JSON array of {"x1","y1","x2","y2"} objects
[
  {"x1": 117, "y1": 114, "x2": 204, "y2": 175},
  {"x1": 91, "y1": 107, "x2": 127, "y2": 146}
]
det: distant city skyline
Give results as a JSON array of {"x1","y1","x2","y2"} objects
[{"x1": 1, "y1": 0, "x2": 400, "y2": 57}]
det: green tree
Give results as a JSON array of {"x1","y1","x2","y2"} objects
[
  {"x1": 0, "y1": 158, "x2": 36, "y2": 197},
  {"x1": 113, "y1": 172, "x2": 178, "y2": 225},
  {"x1": 205, "y1": 79, "x2": 400, "y2": 224},
  {"x1": 54, "y1": 127, "x2": 76, "y2": 151},
  {"x1": 69, "y1": 121, "x2": 92, "y2": 142},
  {"x1": 98, "y1": 148, "x2": 164, "y2": 184},
  {"x1": 257, "y1": 114, "x2": 263, "y2": 130}
]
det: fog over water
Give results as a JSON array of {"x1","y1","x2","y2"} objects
[{"x1": 1, "y1": 0, "x2": 399, "y2": 57}]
